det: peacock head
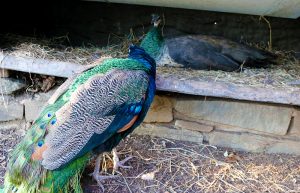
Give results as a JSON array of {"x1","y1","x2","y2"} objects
[
  {"x1": 128, "y1": 44, "x2": 156, "y2": 74},
  {"x1": 151, "y1": 14, "x2": 161, "y2": 27}
]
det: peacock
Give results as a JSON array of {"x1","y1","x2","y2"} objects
[
  {"x1": 2, "y1": 45, "x2": 156, "y2": 193},
  {"x1": 140, "y1": 14, "x2": 277, "y2": 72}
]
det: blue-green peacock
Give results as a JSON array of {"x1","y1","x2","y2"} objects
[
  {"x1": 2, "y1": 45, "x2": 156, "y2": 193},
  {"x1": 140, "y1": 14, "x2": 277, "y2": 71}
]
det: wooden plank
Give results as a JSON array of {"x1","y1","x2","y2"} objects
[
  {"x1": 1, "y1": 53, "x2": 300, "y2": 106},
  {"x1": 0, "y1": 53, "x2": 83, "y2": 78},
  {"x1": 155, "y1": 74, "x2": 300, "y2": 106}
]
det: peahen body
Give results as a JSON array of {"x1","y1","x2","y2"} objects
[
  {"x1": 2, "y1": 45, "x2": 156, "y2": 193},
  {"x1": 140, "y1": 15, "x2": 277, "y2": 72}
]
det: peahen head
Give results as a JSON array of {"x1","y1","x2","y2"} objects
[
  {"x1": 140, "y1": 14, "x2": 164, "y2": 60},
  {"x1": 128, "y1": 44, "x2": 156, "y2": 75}
]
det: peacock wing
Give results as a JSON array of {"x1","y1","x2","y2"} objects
[
  {"x1": 37, "y1": 69, "x2": 149, "y2": 170},
  {"x1": 47, "y1": 61, "x2": 109, "y2": 105}
]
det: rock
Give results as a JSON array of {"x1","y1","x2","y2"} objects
[
  {"x1": 144, "y1": 95, "x2": 173, "y2": 123},
  {"x1": 0, "y1": 68, "x2": 9, "y2": 78},
  {"x1": 24, "y1": 100, "x2": 47, "y2": 122},
  {"x1": 0, "y1": 78, "x2": 26, "y2": 95},
  {"x1": 267, "y1": 140, "x2": 300, "y2": 155},
  {"x1": 287, "y1": 108, "x2": 300, "y2": 137},
  {"x1": 134, "y1": 123, "x2": 203, "y2": 143},
  {"x1": 204, "y1": 130, "x2": 300, "y2": 155},
  {"x1": 34, "y1": 88, "x2": 56, "y2": 101},
  {"x1": 174, "y1": 111, "x2": 286, "y2": 137},
  {"x1": 0, "y1": 102, "x2": 24, "y2": 121},
  {"x1": 24, "y1": 88, "x2": 56, "y2": 122},
  {"x1": 175, "y1": 120, "x2": 213, "y2": 132},
  {"x1": 174, "y1": 97, "x2": 293, "y2": 136}
]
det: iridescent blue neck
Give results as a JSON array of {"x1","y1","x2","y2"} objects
[{"x1": 128, "y1": 45, "x2": 156, "y2": 77}]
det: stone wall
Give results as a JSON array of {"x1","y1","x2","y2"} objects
[
  {"x1": 135, "y1": 94, "x2": 300, "y2": 155},
  {"x1": 1, "y1": 88, "x2": 299, "y2": 155}
]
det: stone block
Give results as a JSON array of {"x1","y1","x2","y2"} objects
[
  {"x1": 0, "y1": 78, "x2": 26, "y2": 95},
  {"x1": 204, "y1": 130, "x2": 300, "y2": 155},
  {"x1": 175, "y1": 97, "x2": 293, "y2": 136},
  {"x1": 175, "y1": 120, "x2": 213, "y2": 132},
  {"x1": 267, "y1": 140, "x2": 300, "y2": 155},
  {"x1": 0, "y1": 102, "x2": 24, "y2": 121},
  {"x1": 134, "y1": 123, "x2": 203, "y2": 143},
  {"x1": 24, "y1": 100, "x2": 47, "y2": 122},
  {"x1": 144, "y1": 95, "x2": 173, "y2": 123},
  {"x1": 23, "y1": 89, "x2": 55, "y2": 122},
  {"x1": 287, "y1": 108, "x2": 300, "y2": 137},
  {"x1": 204, "y1": 131, "x2": 276, "y2": 152}
]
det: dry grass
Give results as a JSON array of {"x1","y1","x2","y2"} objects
[
  {"x1": 157, "y1": 54, "x2": 300, "y2": 89},
  {"x1": 0, "y1": 34, "x2": 126, "y2": 64},
  {"x1": 82, "y1": 135, "x2": 300, "y2": 193}
]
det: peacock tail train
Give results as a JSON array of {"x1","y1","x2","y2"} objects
[{"x1": 3, "y1": 55, "x2": 153, "y2": 193}]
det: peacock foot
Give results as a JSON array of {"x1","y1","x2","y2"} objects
[
  {"x1": 112, "y1": 148, "x2": 133, "y2": 174},
  {"x1": 89, "y1": 154, "x2": 118, "y2": 192},
  {"x1": 90, "y1": 148, "x2": 133, "y2": 191}
]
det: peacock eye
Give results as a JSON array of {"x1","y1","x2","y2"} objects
[
  {"x1": 40, "y1": 124, "x2": 46, "y2": 129},
  {"x1": 37, "y1": 140, "x2": 44, "y2": 147},
  {"x1": 50, "y1": 119, "x2": 57, "y2": 125},
  {"x1": 47, "y1": 113, "x2": 52, "y2": 118}
]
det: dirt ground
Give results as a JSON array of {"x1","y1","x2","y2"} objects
[
  {"x1": 1, "y1": 128, "x2": 300, "y2": 193},
  {"x1": 82, "y1": 135, "x2": 300, "y2": 193}
]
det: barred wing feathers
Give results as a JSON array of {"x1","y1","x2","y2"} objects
[{"x1": 42, "y1": 69, "x2": 150, "y2": 170}]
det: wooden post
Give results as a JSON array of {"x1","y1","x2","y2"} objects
[{"x1": 0, "y1": 68, "x2": 9, "y2": 78}]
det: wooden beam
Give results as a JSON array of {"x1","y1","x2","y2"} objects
[
  {"x1": 1, "y1": 53, "x2": 300, "y2": 106},
  {"x1": 0, "y1": 53, "x2": 83, "y2": 78},
  {"x1": 156, "y1": 75, "x2": 300, "y2": 106}
]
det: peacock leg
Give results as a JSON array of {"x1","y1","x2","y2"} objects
[
  {"x1": 90, "y1": 154, "x2": 117, "y2": 192},
  {"x1": 90, "y1": 149, "x2": 133, "y2": 191},
  {"x1": 112, "y1": 148, "x2": 133, "y2": 174}
]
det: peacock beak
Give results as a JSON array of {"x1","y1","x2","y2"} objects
[{"x1": 151, "y1": 14, "x2": 161, "y2": 25}]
